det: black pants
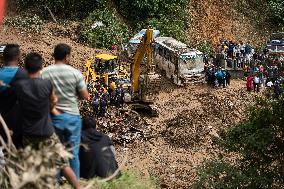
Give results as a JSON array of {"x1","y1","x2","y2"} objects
[
  {"x1": 226, "y1": 78, "x2": 231, "y2": 86},
  {"x1": 218, "y1": 79, "x2": 226, "y2": 88},
  {"x1": 254, "y1": 83, "x2": 260, "y2": 92}
]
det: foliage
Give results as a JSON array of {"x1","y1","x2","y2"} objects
[
  {"x1": 115, "y1": 0, "x2": 189, "y2": 42},
  {"x1": 16, "y1": 0, "x2": 101, "y2": 18},
  {"x1": 0, "y1": 144, "x2": 72, "y2": 188},
  {"x1": 15, "y1": 0, "x2": 190, "y2": 46},
  {"x1": 193, "y1": 161, "x2": 249, "y2": 189},
  {"x1": 80, "y1": 6, "x2": 131, "y2": 49},
  {"x1": 196, "y1": 41, "x2": 214, "y2": 55},
  {"x1": 235, "y1": 0, "x2": 284, "y2": 29},
  {"x1": 193, "y1": 97, "x2": 284, "y2": 188},
  {"x1": 68, "y1": 171, "x2": 157, "y2": 189},
  {"x1": 4, "y1": 15, "x2": 43, "y2": 32},
  {"x1": 268, "y1": 0, "x2": 284, "y2": 28}
]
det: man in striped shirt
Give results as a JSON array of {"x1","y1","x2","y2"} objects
[{"x1": 42, "y1": 43, "x2": 90, "y2": 179}]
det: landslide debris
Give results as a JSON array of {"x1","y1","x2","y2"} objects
[{"x1": 162, "y1": 88, "x2": 254, "y2": 150}]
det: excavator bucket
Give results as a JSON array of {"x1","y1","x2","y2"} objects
[{"x1": 130, "y1": 102, "x2": 158, "y2": 117}]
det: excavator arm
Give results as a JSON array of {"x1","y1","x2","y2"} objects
[
  {"x1": 132, "y1": 27, "x2": 154, "y2": 94},
  {"x1": 130, "y1": 26, "x2": 158, "y2": 117}
]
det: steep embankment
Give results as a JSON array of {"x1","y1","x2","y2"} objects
[
  {"x1": 0, "y1": 24, "x2": 106, "y2": 70},
  {"x1": 187, "y1": 0, "x2": 272, "y2": 47}
]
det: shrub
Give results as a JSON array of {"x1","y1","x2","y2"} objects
[
  {"x1": 78, "y1": 171, "x2": 157, "y2": 189},
  {"x1": 268, "y1": 0, "x2": 284, "y2": 27},
  {"x1": 16, "y1": 0, "x2": 100, "y2": 18},
  {"x1": 4, "y1": 15, "x2": 43, "y2": 32},
  {"x1": 80, "y1": 7, "x2": 131, "y2": 49},
  {"x1": 115, "y1": 0, "x2": 189, "y2": 42},
  {"x1": 193, "y1": 97, "x2": 284, "y2": 188}
]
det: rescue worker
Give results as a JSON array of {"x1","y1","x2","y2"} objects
[
  {"x1": 108, "y1": 79, "x2": 117, "y2": 106},
  {"x1": 215, "y1": 68, "x2": 226, "y2": 88},
  {"x1": 115, "y1": 84, "x2": 124, "y2": 108},
  {"x1": 91, "y1": 88, "x2": 100, "y2": 117},
  {"x1": 225, "y1": 70, "x2": 231, "y2": 86},
  {"x1": 99, "y1": 87, "x2": 109, "y2": 117}
]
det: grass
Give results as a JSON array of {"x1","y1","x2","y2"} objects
[{"x1": 62, "y1": 171, "x2": 158, "y2": 189}]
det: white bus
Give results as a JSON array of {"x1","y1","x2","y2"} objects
[{"x1": 153, "y1": 37, "x2": 204, "y2": 85}]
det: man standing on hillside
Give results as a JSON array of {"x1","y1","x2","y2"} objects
[
  {"x1": 0, "y1": 44, "x2": 28, "y2": 148},
  {"x1": 42, "y1": 43, "x2": 90, "y2": 178},
  {"x1": 15, "y1": 52, "x2": 80, "y2": 188}
]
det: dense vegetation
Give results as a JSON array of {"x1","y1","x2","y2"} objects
[
  {"x1": 236, "y1": 0, "x2": 284, "y2": 28},
  {"x1": 16, "y1": 0, "x2": 188, "y2": 48},
  {"x1": 15, "y1": 0, "x2": 284, "y2": 49},
  {"x1": 269, "y1": 0, "x2": 284, "y2": 27},
  {"x1": 193, "y1": 97, "x2": 284, "y2": 188}
]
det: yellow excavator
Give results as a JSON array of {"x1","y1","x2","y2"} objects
[
  {"x1": 84, "y1": 53, "x2": 129, "y2": 86},
  {"x1": 129, "y1": 26, "x2": 159, "y2": 116}
]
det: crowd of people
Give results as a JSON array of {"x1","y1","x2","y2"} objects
[
  {"x1": 0, "y1": 44, "x2": 120, "y2": 188},
  {"x1": 205, "y1": 66, "x2": 231, "y2": 88},
  {"x1": 204, "y1": 39, "x2": 284, "y2": 97},
  {"x1": 245, "y1": 55, "x2": 284, "y2": 97},
  {"x1": 90, "y1": 82, "x2": 126, "y2": 117},
  {"x1": 203, "y1": 40, "x2": 255, "y2": 69}
]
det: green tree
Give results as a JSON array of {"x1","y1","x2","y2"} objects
[
  {"x1": 193, "y1": 97, "x2": 284, "y2": 188},
  {"x1": 268, "y1": 0, "x2": 284, "y2": 28},
  {"x1": 80, "y1": 7, "x2": 130, "y2": 49}
]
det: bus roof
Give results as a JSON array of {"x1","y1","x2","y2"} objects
[
  {"x1": 129, "y1": 29, "x2": 160, "y2": 44},
  {"x1": 155, "y1": 37, "x2": 187, "y2": 52},
  {"x1": 155, "y1": 37, "x2": 203, "y2": 56},
  {"x1": 95, "y1": 54, "x2": 117, "y2": 61}
]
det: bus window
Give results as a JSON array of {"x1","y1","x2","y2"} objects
[{"x1": 158, "y1": 47, "x2": 163, "y2": 56}]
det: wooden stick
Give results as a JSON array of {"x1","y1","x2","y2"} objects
[
  {"x1": 45, "y1": 6, "x2": 58, "y2": 24},
  {"x1": 0, "y1": 114, "x2": 12, "y2": 151}
]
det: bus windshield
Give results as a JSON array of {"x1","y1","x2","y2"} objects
[{"x1": 179, "y1": 54, "x2": 204, "y2": 73}]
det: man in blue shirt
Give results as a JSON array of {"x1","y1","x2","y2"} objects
[{"x1": 0, "y1": 44, "x2": 28, "y2": 148}]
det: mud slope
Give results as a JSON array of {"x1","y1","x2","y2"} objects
[
  {"x1": 0, "y1": 25, "x2": 257, "y2": 188},
  {"x1": 187, "y1": 0, "x2": 271, "y2": 46},
  {"x1": 116, "y1": 77, "x2": 256, "y2": 189},
  {"x1": 0, "y1": 24, "x2": 106, "y2": 70}
]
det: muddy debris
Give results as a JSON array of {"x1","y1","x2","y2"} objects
[{"x1": 162, "y1": 87, "x2": 255, "y2": 150}]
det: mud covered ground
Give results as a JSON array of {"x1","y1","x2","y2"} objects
[
  {"x1": 115, "y1": 77, "x2": 256, "y2": 188},
  {"x1": 0, "y1": 26, "x2": 257, "y2": 188}
]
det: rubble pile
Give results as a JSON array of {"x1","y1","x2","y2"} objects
[
  {"x1": 79, "y1": 82, "x2": 152, "y2": 145},
  {"x1": 96, "y1": 109, "x2": 151, "y2": 144},
  {"x1": 162, "y1": 87, "x2": 255, "y2": 150}
]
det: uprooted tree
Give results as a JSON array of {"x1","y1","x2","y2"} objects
[{"x1": 193, "y1": 97, "x2": 284, "y2": 188}]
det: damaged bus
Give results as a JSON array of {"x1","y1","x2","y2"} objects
[{"x1": 154, "y1": 37, "x2": 204, "y2": 85}]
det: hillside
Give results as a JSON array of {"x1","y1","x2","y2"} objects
[
  {"x1": 187, "y1": 0, "x2": 272, "y2": 47},
  {"x1": 0, "y1": 23, "x2": 258, "y2": 188},
  {"x1": 10, "y1": 0, "x2": 284, "y2": 50},
  {"x1": 1, "y1": 0, "x2": 283, "y2": 188}
]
